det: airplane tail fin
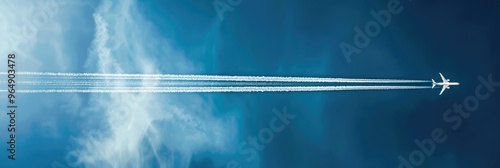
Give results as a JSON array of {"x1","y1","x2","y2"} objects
[{"x1": 432, "y1": 79, "x2": 436, "y2": 89}]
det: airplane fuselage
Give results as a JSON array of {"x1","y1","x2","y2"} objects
[{"x1": 434, "y1": 82, "x2": 459, "y2": 86}]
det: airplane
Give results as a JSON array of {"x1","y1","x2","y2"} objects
[{"x1": 432, "y1": 73, "x2": 460, "y2": 95}]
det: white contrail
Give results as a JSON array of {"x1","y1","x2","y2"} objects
[
  {"x1": 1, "y1": 72, "x2": 432, "y2": 94},
  {"x1": 12, "y1": 80, "x2": 285, "y2": 86},
  {"x1": 3, "y1": 71, "x2": 430, "y2": 83},
  {"x1": 1, "y1": 86, "x2": 431, "y2": 93}
]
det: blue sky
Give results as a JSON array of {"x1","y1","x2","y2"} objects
[{"x1": 1, "y1": 0, "x2": 500, "y2": 168}]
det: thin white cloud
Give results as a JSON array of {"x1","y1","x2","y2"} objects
[
  {"x1": 73, "y1": 0, "x2": 237, "y2": 167},
  {"x1": 0, "y1": 0, "x2": 94, "y2": 139}
]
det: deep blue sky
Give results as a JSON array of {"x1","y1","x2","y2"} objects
[{"x1": 0, "y1": 0, "x2": 499, "y2": 168}]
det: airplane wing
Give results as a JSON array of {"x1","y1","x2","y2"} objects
[
  {"x1": 439, "y1": 86, "x2": 446, "y2": 95},
  {"x1": 439, "y1": 73, "x2": 447, "y2": 83}
]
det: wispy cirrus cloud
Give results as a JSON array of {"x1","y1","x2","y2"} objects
[{"x1": 72, "y1": 0, "x2": 237, "y2": 167}]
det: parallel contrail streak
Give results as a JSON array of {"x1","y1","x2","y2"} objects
[
  {"x1": 0, "y1": 86, "x2": 431, "y2": 93},
  {"x1": 11, "y1": 80, "x2": 285, "y2": 86},
  {"x1": 5, "y1": 72, "x2": 430, "y2": 83}
]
